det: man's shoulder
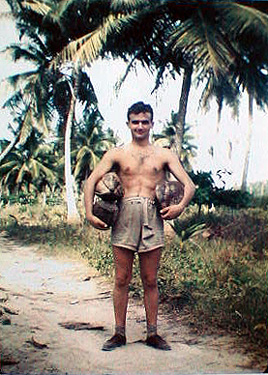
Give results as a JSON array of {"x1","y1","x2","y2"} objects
[
  {"x1": 105, "y1": 145, "x2": 127, "y2": 159},
  {"x1": 152, "y1": 145, "x2": 173, "y2": 158}
]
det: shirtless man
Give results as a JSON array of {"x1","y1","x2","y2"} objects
[{"x1": 84, "y1": 101, "x2": 195, "y2": 351}]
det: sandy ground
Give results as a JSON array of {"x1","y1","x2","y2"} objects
[{"x1": 0, "y1": 232, "x2": 266, "y2": 375}]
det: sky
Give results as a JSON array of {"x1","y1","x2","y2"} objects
[{"x1": 1, "y1": 0, "x2": 268, "y2": 188}]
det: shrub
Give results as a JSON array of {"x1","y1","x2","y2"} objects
[{"x1": 189, "y1": 171, "x2": 252, "y2": 213}]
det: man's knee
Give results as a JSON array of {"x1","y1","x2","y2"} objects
[
  {"x1": 142, "y1": 274, "x2": 158, "y2": 290},
  {"x1": 115, "y1": 271, "x2": 132, "y2": 289}
]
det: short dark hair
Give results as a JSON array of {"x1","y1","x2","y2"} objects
[{"x1": 127, "y1": 101, "x2": 153, "y2": 121}]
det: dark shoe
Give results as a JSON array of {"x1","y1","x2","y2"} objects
[
  {"x1": 145, "y1": 334, "x2": 171, "y2": 351},
  {"x1": 102, "y1": 334, "x2": 126, "y2": 351}
]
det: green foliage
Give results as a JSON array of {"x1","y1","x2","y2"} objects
[
  {"x1": 170, "y1": 216, "x2": 206, "y2": 242},
  {"x1": 158, "y1": 207, "x2": 268, "y2": 347},
  {"x1": 213, "y1": 188, "x2": 251, "y2": 209},
  {"x1": 1, "y1": 192, "x2": 37, "y2": 206},
  {"x1": 80, "y1": 228, "x2": 114, "y2": 276},
  {"x1": 189, "y1": 171, "x2": 252, "y2": 213},
  {"x1": 0, "y1": 192, "x2": 63, "y2": 207},
  {"x1": 189, "y1": 171, "x2": 215, "y2": 211},
  {"x1": 251, "y1": 195, "x2": 268, "y2": 210},
  {"x1": 0, "y1": 117, "x2": 117, "y2": 195}
]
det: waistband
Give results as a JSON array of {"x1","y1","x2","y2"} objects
[{"x1": 121, "y1": 196, "x2": 156, "y2": 205}]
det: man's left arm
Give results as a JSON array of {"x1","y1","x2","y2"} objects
[{"x1": 160, "y1": 150, "x2": 196, "y2": 220}]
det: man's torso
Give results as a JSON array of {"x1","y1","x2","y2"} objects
[{"x1": 112, "y1": 145, "x2": 168, "y2": 199}]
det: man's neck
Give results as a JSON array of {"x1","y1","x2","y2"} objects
[{"x1": 131, "y1": 138, "x2": 151, "y2": 148}]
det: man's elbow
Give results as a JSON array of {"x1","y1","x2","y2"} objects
[
  {"x1": 83, "y1": 178, "x2": 90, "y2": 195},
  {"x1": 187, "y1": 181, "x2": 196, "y2": 199},
  {"x1": 191, "y1": 182, "x2": 196, "y2": 196}
]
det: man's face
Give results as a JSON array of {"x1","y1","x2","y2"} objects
[{"x1": 127, "y1": 112, "x2": 153, "y2": 141}]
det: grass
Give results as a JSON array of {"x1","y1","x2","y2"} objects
[{"x1": 0, "y1": 201, "x2": 267, "y2": 349}]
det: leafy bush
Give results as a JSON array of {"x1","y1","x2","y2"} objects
[
  {"x1": 213, "y1": 189, "x2": 251, "y2": 209},
  {"x1": 1, "y1": 192, "x2": 63, "y2": 207},
  {"x1": 251, "y1": 195, "x2": 268, "y2": 210},
  {"x1": 189, "y1": 171, "x2": 215, "y2": 212},
  {"x1": 1, "y1": 192, "x2": 38, "y2": 206},
  {"x1": 189, "y1": 171, "x2": 252, "y2": 213}
]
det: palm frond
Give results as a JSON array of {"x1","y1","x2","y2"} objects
[
  {"x1": 221, "y1": 3, "x2": 268, "y2": 43},
  {"x1": 29, "y1": 159, "x2": 39, "y2": 179},
  {"x1": 35, "y1": 110, "x2": 49, "y2": 135},
  {"x1": 17, "y1": 107, "x2": 34, "y2": 146},
  {"x1": 0, "y1": 160, "x2": 17, "y2": 172},
  {"x1": 3, "y1": 168, "x2": 19, "y2": 186},
  {"x1": 111, "y1": 0, "x2": 150, "y2": 13},
  {"x1": 51, "y1": 0, "x2": 75, "y2": 17},
  {"x1": 16, "y1": 163, "x2": 28, "y2": 184},
  {"x1": 171, "y1": 9, "x2": 236, "y2": 78},
  {"x1": 35, "y1": 160, "x2": 56, "y2": 181},
  {"x1": 21, "y1": 0, "x2": 52, "y2": 17},
  {"x1": 75, "y1": 146, "x2": 90, "y2": 160},
  {"x1": 2, "y1": 70, "x2": 39, "y2": 97},
  {"x1": 54, "y1": 12, "x2": 140, "y2": 65}
]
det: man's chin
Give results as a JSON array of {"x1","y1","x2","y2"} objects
[{"x1": 133, "y1": 133, "x2": 147, "y2": 139}]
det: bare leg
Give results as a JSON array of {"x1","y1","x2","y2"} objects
[
  {"x1": 139, "y1": 248, "x2": 161, "y2": 332},
  {"x1": 112, "y1": 246, "x2": 134, "y2": 329},
  {"x1": 102, "y1": 246, "x2": 134, "y2": 351},
  {"x1": 139, "y1": 247, "x2": 171, "y2": 350}
]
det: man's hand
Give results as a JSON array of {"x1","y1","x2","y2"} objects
[
  {"x1": 86, "y1": 214, "x2": 109, "y2": 230},
  {"x1": 160, "y1": 203, "x2": 185, "y2": 220}
]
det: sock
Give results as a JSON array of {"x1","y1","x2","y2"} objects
[
  {"x1": 115, "y1": 325, "x2": 125, "y2": 337},
  {"x1": 147, "y1": 324, "x2": 157, "y2": 337}
]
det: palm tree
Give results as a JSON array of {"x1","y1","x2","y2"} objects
[
  {"x1": 200, "y1": 73, "x2": 240, "y2": 132},
  {"x1": 3, "y1": 0, "x2": 104, "y2": 222},
  {"x1": 238, "y1": 63, "x2": 268, "y2": 191},
  {"x1": 153, "y1": 110, "x2": 197, "y2": 172},
  {"x1": 5, "y1": 0, "x2": 268, "y2": 194},
  {"x1": 18, "y1": 0, "x2": 268, "y2": 165},
  {"x1": 0, "y1": 24, "x2": 80, "y2": 221},
  {"x1": 53, "y1": 64, "x2": 104, "y2": 223},
  {"x1": 0, "y1": 32, "x2": 56, "y2": 162},
  {"x1": 219, "y1": 2, "x2": 268, "y2": 190},
  {"x1": 73, "y1": 110, "x2": 117, "y2": 187},
  {"x1": 168, "y1": 1, "x2": 268, "y2": 187},
  {"x1": 0, "y1": 130, "x2": 57, "y2": 194}
]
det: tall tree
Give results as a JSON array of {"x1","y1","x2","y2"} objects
[
  {"x1": 4, "y1": 0, "x2": 268, "y2": 193},
  {"x1": 2, "y1": 0, "x2": 103, "y2": 222},
  {"x1": 222, "y1": 2, "x2": 268, "y2": 190},
  {"x1": 53, "y1": 63, "x2": 102, "y2": 223},
  {"x1": 0, "y1": 31, "x2": 56, "y2": 162}
]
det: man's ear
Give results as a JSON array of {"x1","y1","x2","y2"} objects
[{"x1": 126, "y1": 121, "x2": 130, "y2": 128}]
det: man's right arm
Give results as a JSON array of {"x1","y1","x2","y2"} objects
[{"x1": 84, "y1": 148, "x2": 117, "y2": 230}]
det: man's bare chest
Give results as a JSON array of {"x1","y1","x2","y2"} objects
[{"x1": 118, "y1": 153, "x2": 164, "y2": 177}]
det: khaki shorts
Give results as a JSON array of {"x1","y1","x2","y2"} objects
[{"x1": 111, "y1": 197, "x2": 164, "y2": 253}]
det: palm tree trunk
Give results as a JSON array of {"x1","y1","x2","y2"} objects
[
  {"x1": 174, "y1": 63, "x2": 193, "y2": 158},
  {"x1": 64, "y1": 81, "x2": 80, "y2": 224},
  {"x1": 241, "y1": 92, "x2": 253, "y2": 192},
  {"x1": 0, "y1": 134, "x2": 19, "y2": 163}
]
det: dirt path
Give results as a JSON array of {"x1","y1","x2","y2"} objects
[{"x1": 0, "y1": 233, "x2": 265, "y2": 375}]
